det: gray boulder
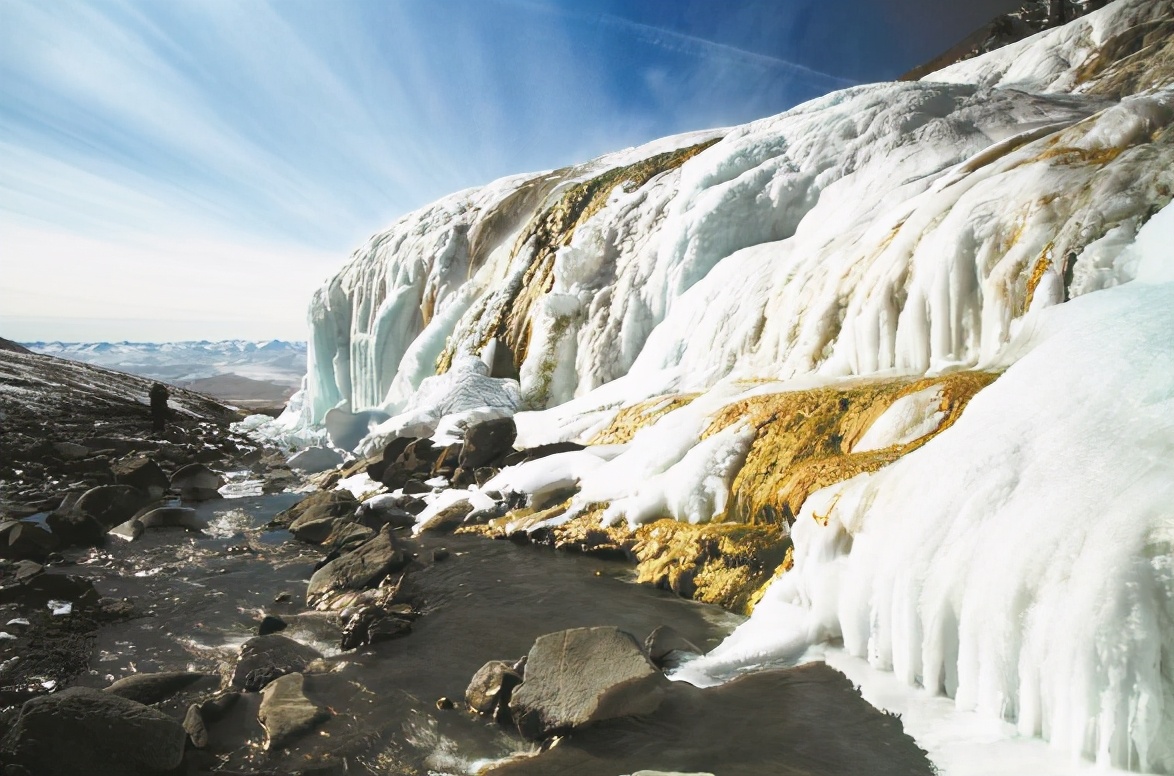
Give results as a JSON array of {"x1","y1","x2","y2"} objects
[
  {"x1": 230, "y1": 633, "x2": 323, "y2": 691},
  {"x1": 170, "y1": 462, "x2": 223, "y2": 501},
  {"x1": 306, "y1": 526, "x2": 406, "y2": 608},
  {"x1": 258, "y1": 672, "x2": 329, "y2": 751},
  {"x1": 105, "y1": 670, "x2": 218, "y2": 705},
  {"x1": 508, "y1": 626, "x2": 667, "y2": 739},
  {"x1": 0, "y1": 686, "x2": 186, "y2": 776},
  {"x1": 416, "y1": 499, "x2": 474, "y2": 533},
  {"x1": 183, "y1": 691, "x2": 239, "y2": 749}
]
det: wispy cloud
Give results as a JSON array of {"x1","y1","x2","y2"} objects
[{"x1": 0, "y1": 0, "x2": 867, "y2": 341}]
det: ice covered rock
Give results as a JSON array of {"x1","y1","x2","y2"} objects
[{"x1": 287, "y1": 446, "x2": 344, "y2": 473}]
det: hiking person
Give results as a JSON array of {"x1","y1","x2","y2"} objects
[{"x1": 149, "y1": 382, "x2": 170, "y2": 431}]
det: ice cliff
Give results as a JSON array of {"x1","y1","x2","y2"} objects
[{"x1": 269, "y1": 0, "x2": 1174, "y2": 771}]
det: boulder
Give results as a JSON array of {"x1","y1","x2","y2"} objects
[
  {"x1": 0, "y1": 572, "x2": 99, "y2": 608},
  {"x1": 51, "y1": 441, "x2": 90, "y2": 461},
  {"x1": 258, "y1": 615, "x2": 288, "y2": 636},
  {"x1": 230, "y1": 634, "x2": 323, "y2": 691},
  {"x1": 339, "y1": 605, "x2": 412, "y2": 650},
  {"x1": 271, "y1": 489, "x2": 358, "y2": 533},
  {"x1": 459, "y1": 417, "x2": 517, "y2": 470},
  {"x1": 644, "y1": 625, "x2": 702, "y2": 669},
  {"x1": 0, "y1": 686, "x2": 187, "y2": 776},
  {"x1": 466, "y1": 659, "x2": 524, "y2": 717},
  {"x1": 46, "y1": 484, "x2": 150, "y2": 545},
  {"x1": 170, "y1": 462, "x2": 223, "y2": 501},
  {"x1": 137, "y1": 506, "x2": 205, "y2": 531},
  {"x1": 365, "y1": 436, "x2": 414, "y2": 482},
  {"x1": 321, "y1": 521, "x2": 375, "y2": 552},
  {"x1": 508, "y1": 626, "x2": 667, "y2": 739},
  {"x1": 287, "y1": 446, "x2": 344, "y2": 474},
  {"x1": 258, "y1": 673, "x2": 330, "y2": 751},
  {"x1": 0, "y1": 520, "x2": 58, "y2": 561},
  {"x1": 105, "y1": 671, "x2": 218, "y2": 705},
  {"x1": 306, "y1": 526, "x2": 406, "y2": 607},
  {"x1": 111, "y1": 455, "x2": 169, "y2": 498}
]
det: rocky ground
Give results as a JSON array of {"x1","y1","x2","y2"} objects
[{"x1": 0, "y1": 349, "x2": 933, "y2": 775}]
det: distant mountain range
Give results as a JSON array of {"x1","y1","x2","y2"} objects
[{"x1": 21, "y1": 340, "x2": 307, "y2": 407}]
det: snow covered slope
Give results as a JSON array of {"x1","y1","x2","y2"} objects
[
  {"x1": 267, "y1": 0, "x2": 1174, "y2": 770},
  {"x1": 286, "y1": 0, "x2": 1171, "y2": 437}
]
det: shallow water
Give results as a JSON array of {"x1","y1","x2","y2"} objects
[{"x1": 73, "y1": 494, "x2": 752, "y2": 774}]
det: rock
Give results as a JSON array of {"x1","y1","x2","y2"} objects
[
  {"x1": 466, "y1": 659, "x2": 524, "y2": 717},
  {"x1": 184, "y1": 691, "x2": 240, "y2": 748},
  {"x1": 110, "y1": 455, "x2": 169, "y2": 499},
  {"x1": 170, "y1": 463, "x2": 224, "y2": 501},
  {"x1": 364, "y1": 436, "x2": 414, "y2": 483},
  {"x1": 431, "y1": 548, "x2": 450, "y2": 562},
  {"x1": 287, "y1": 446, "x2": 344, "y2": 474},
  {"x1": 502, "y1": 441, "x2": 586, "y2": 467},
  {"x1": 508, "y1": 626, "x2": 668, "y2": 739},
  {"x1": 322, "y1": 520, "x2": 375, "y2": 553},
  {"x1": 339, "y1": 604, "x2": 413, "y2": 650},
  {"x1": 306, "y1": 526, "x2": 407, "y2": 607},
  {"x1": 258, "y1": 615, "x2": 287, "y2": 636},
  {"x1": 272, "y1": 489, "x2": 358, "y2": 536},
  {"x1": 0, "y1": 520, "x2": 58, "y2": 561},
  {"x1": 182, "y1": 703, "x2": 208, "y2": 748},
  {"x1": 0, "y1": 686, "x2": 186, "y2": 776},
  {"x1": 257, "y1": 673, "x2": 329, "y2": 751},
  {"x1": 416, "y1": 500, "x2": 474, "y2": 534},
  {"x1": 138, "y1": 506, "x2": 204, "y2": 530},
  {"x1": 644, "y1": 626, "x2": 701, "y2": 669},
  {"x1": 46, "y1": 484, "x2": 150, "y2": 545},
  {"x1": 105, "y1": 671, "x2": 218, "y2": 705},
  {"x1": 50, "y1": 441, "x2": 90, "y2": 461},
  {"x1": 459, "y1": 417, "x2": 517, "y2": 470},
  {"x1": 230, "y1": 634, "x2": 323, "y2": 691}
]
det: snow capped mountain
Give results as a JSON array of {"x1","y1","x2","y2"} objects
[{"x1": 257, "y1": 1, "x2": 1174, "y2": 771}]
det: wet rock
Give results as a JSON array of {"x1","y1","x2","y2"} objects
[
  {"x1": 230, "y1": 634, "x2": 323, "y2": 691},
  {"x1": 258, "y1": 615, "x2": 288, "y2": 636},
  {"x1": 0, "y1": 686, "x2": 186, "y2": 776},
  {"x1": 170, "y1": 462, "x2": 224, "y2": 501},
  {"x1": 306, "y1": 526, "x2": 406, "y2": 608},
  {"x1": 431, "y1": 548, "x2": 450, "y2": 562},
  {"x1": 258, "y1": 672, "x2": 329, "y2": 751},
  {"x1": 183, "y1": 691, "x2": 240, "y2": 749},
  {"x1": 644, "y1": 625, "x2": 701, "y2": 670},
  {"x1": 105, "y1": 671, "x2": 219, "y2": 705},
  {"x1": 0, "y1": 520, "x2": 58, "y2": 561},
  {"x1": 273, "y1": 489, "x2": 358, "y2": 538},
  {"x1": 287, "y1": 446, "x2": 344, "y2": 474},
  {"x1": 46, "y1": 484, "x2": 150, "y2": 545},
  {"x1": 321, "y1": 521, "x2": 375, "y2": 553},
  {"x1": 111, "y1": 455, "x2": 169, "y2": 499},
  {"x1": 339, "y1": 605, "x2": 412, "y2": 650},
  {"x1": 460, "y1": 417, "x2": 517, "y2": 470},
  {"x1": 0, "y1": 572, "x2": 99, "y2": 608},
  {"x1": 509, "y1": 626, "x2": 668, "y2": 740},
  {"x1": 466, "y1": 659, "x2": 524, "y2": 718}
]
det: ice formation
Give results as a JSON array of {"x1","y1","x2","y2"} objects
[{"x1": 258, "y1": 0, "x2": 1174, "y2": 770}]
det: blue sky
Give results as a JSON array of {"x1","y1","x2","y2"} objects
[{"x1": 0, "y1": 0, "x2": 1015, "y2": 342}]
